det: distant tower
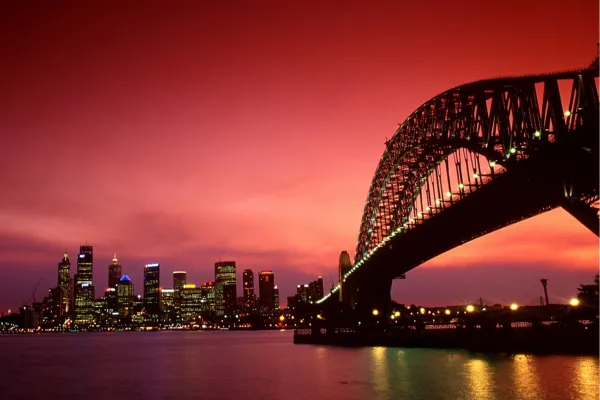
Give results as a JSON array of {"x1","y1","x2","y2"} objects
[
  {"x1": 540, "y1": 278, "x2": 549, "y2": 306},
  {"x1": 338, "y1": 251, "x2": 352, "y2": 303},
  {"x1": 108, "y1": 254, "x2": 122, "y2": 288},
  {"x1": 258, "y1": 271, "x2": 275, "y2": 311},
  {"x1": 74, "y1": 245, "x2": 94, "y2": 326},
  {"x1": 243, "y1": 269, "x2": 255, "y2": 311},
  {"x1": 144, "y1": 263, "x2": 160, "y2": 326},
  {"x1": 57, "y1": 252, "x2": 71, "y2": 315},
  {"x1": 173, "y1": 271, "x2": 187, "y2": 322},
  {"x1": 215, "y1": 261, "x2": 236, "y2": 316}
]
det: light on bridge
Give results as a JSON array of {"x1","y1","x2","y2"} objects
[
  {"x1": 510, "y1": 303, "x2": 519, "y2": 311},
  {"x1": 458, "y1": 183, "x2": 464, "y2": 190},
  {"x1": 534, "y1": 130, "x2": 541, "y2": 138},
  {"x1": 473, "y1": 173, "x2": 479, "y2": 179},
  {"x1": 445, "y1": 192, "x2": 452, "y2": 198},
  {"x1": 569, "y1": 298, "x2": 580, "y2": 307},
  {"x1": 564, "y1": 110, "x2": 571, "y2": 117},
  {"x1": 509, "y1": 147, "x2": 517, "y2": 154},
  {"x1": 466, "y1": 305, "x2": 475, "y2": 313},
  {"x1": 489, "y1": 161, "x2": 496, "y2": 167}
]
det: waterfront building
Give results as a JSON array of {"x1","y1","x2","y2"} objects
[
  {"x1": 173, "y1": 271, "x2": 186, "y2": 322},
  {"x1": 309, "y1": 276, "x2": 324, "y2": 302},
  {"x1": 297, "y1": 284, "x2": 309, "y2": 303},
  {"x1": 101, "y1": 287, "x2": 120, "y2": 327},
  {"x1": 117, "y1": 274, "x2": 134, "y2": 316},
  {"x1": 108, "y1": 254, "x2": 122, "y2": 288},
  {"x1": 144, "y1": 263, "x2": 160, "y2": 326},
  {"x1": 215, "y1": 261, "x2": 236, "y2": 316},
  {"x1": 181, "y1": 284, "x2": 202, "y2": 323},
  {"x1": 200, "y1": 281, "x2": 216, "y2": 317},
  {"x1": 273, "y1": 286, "x2": 280, "y2": 310},
  {"x1": 57, "y1": 252, "x2": 71, "y2": 315},
  {"x1": 258, "y1": 270, "x2": 275, "y2": 311},
  {"x1": 160, "y1": 288, "x2": 176, "y2": 325},
  {"x1": 74, "y1": 245, "x2": 95, "y2": 326},
  {"x1": 243, "y1": 269, "x2": 255, "y2": 311}
]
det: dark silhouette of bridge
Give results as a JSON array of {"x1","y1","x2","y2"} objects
[{"x1": 318, "y1": 56, "x2": 599, "y2": 315}]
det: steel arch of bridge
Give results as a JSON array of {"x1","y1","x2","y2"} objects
[{"x1": 318, "y1": 58, "x2": 598, "y2": 305}]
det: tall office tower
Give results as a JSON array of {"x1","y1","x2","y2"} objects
[
  {"x1": 242, "y1": 269, "x2": 255, "y2": 311},
  {"x1": 200, "y1": 281, "x2": 216, "y2": 316},
  {"x1": 160, "y1": 288, "x2": 176, "y2": 325},
  {"x1": 307, "y1": 276, "x2": 325, "y2": 303},
  {"x1": 315, "y1": 276, "x2": 324, "y2": 299},
  {"x1": 273, "y1": 286, "x2": 280, "y2": 310},
  {"x1": 117, "y1": 274, "x2": 134, "y2": 315},
  {"x1": 338, "y1": 251, "x2": 352, "y2": 303},
  {"x1": 144, "y1": 263, "x2": 160, "y2": 325},
  {"x1": 173, "y1": 271, "x2": 187, "y2": 322},
  {"x1": 74, "y1": 245, "x2": 95, "y2": 326},
  {"x1": 181, "y1": 284, "x2": 203, "y2": 323},
  {"x1": 297, "y1": 284, "x2": 309, "y2": 303},
  {"x1": 215, "y1": 261, "x2": 236, "y2": 316},
  {"x1": 258, "y1": 270, "x2": 275, "y2": 311},
  {"x1": 57, "y1": 252, "x2": 71, "y2": 315},
  {"x1": 108, "y1": 254, "x2": 122, "y2": 288}
]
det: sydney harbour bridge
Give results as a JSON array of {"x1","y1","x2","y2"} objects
[{"x1": 318, "y1": 56, "x2": 599, "y2": 315}]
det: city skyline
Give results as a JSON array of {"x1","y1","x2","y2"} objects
[{"x1": 1, "y1": 1, "x2": 599, "y2": 312}]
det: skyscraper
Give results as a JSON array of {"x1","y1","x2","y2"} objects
[
  {"x1": 173, "y1": 271, "x2": 186, "y2": 322},
  {"x1": 258, "y1": 270, "x2": 275, "y2": 311},
  {"x1": 74, "y1": 245, "x2": 95, "y2": 326},
  {"x1": 144, "y1": 263, "x2": 160, "y2": 326},
  {"x1": 108, "y1": 254, "x2": 122, "y2": 288},
  {"x1": 242, "y1": 269, "x2": 255, "y2": 311},
  {"x1": 273, "y1": 286, "x2": 280, "y2": 310},
  {"x1": 57, "y1": 252, "x2": 71, "y2": 315},
  {"x1": 215, "y1": 261, "x2": 236, "y2": 316},
  {"x1": 117, "y1": 274, "x2": 134, "y2": 316}
]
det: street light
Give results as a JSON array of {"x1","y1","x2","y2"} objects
[
  {"x1": 510, "y1": 303, "x2": 519, "y2": 311},
  {"x1": 569, "y1": 298, "x2": 580, "y2": 307}
]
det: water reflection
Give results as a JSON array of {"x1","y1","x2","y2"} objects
[
  {"x1": 371, "y1": 346, "x2": 389, "y2": 398},
  {"x1": 466, "y1": 358, "x2": 495, "y2": 400},
  {"x1": 574, "y1": 357, "x2": 599, "y2": 400},
  {"x1": 512, "y1": 354, "x2": 539, "y2": 400}
]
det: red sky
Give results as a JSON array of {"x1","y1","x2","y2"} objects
[{"x1": 0, "y1": 1, "x2": 598, "y2": 311}]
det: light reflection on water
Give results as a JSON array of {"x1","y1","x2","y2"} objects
[{"x1": 0, "y1": 331, "x2": 597, "y2": 400}]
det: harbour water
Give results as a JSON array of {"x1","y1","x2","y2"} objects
[{"x1": 0, "y1": 330, "x2": 597, "y2": 400}]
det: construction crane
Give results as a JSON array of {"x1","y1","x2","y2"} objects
[{"x1": 26, "y1": 278, "x2": 42, "y2": 306}]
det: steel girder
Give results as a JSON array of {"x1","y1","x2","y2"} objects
[{"x1": 355, "y1": 64, "x2": 599, "y2": 263}]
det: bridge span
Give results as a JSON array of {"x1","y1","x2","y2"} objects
[{"x1": 318, "y1": 57, "x2": 599, "y2": 315}]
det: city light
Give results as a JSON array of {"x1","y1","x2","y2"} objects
[
  {"x1": 419, "y1": 307, "x2": 426, "y2": 314},
  {"x1": 510, "y1": 147, "x2": 516, "y2": 154},
  {"x1": 510, "y1": 303, "x2": 519, "y2": 311},
  {"x1": 569, "y1": 298, "x2": 580, "y2": 307},
  {"x1": 372, "y1": 309, "x2": 379, "y2": 316},
  {"x1": 394, "y1": 311, "x2": 400, "y2": 318},
  {"x1": 444, "y1": 309, "x2": 451, "y2": 315},
  {"x1": 466, "y1": 305, "x2": 475, "y2": 312},
  {"x1": 534, "y1": 130, "x2": 541, "y2": 137},
  {"x1": 279, "y1": 315, "x2": 285, "y2": 321}
]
